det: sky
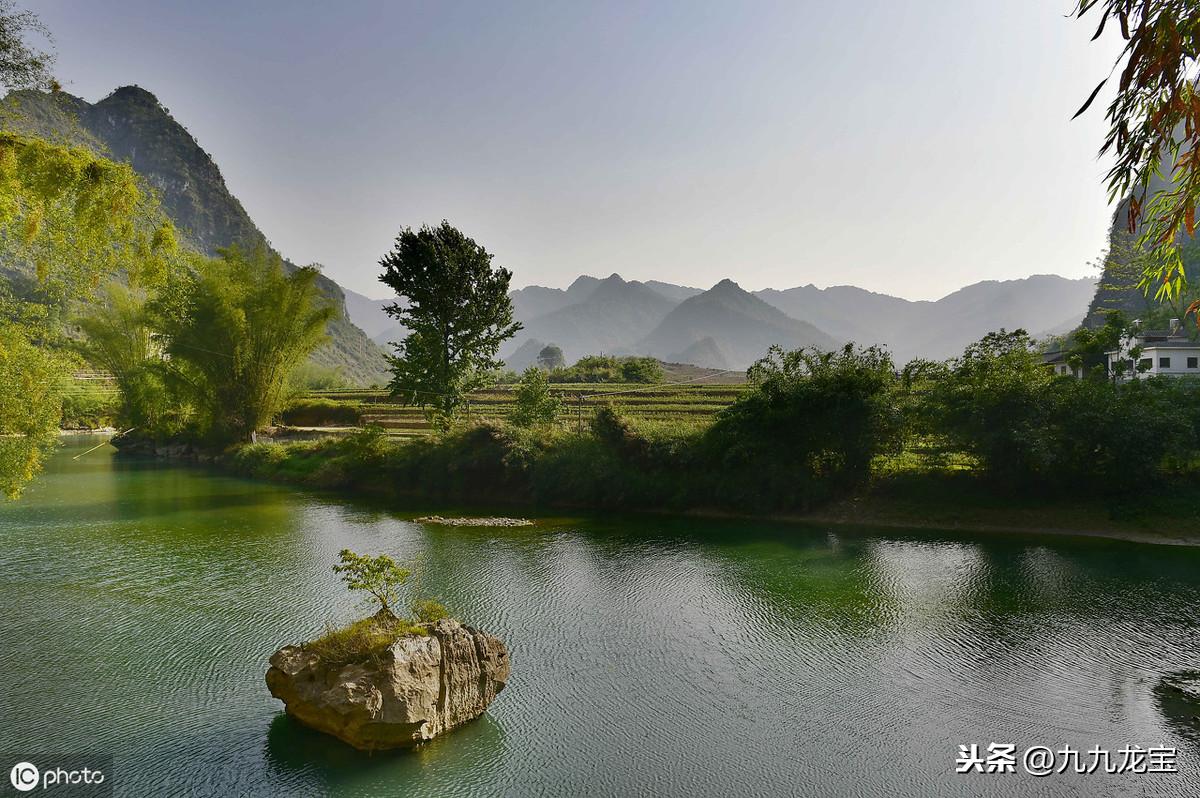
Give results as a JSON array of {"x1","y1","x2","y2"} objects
[{"x1": 31, "y1": 0, "x2": 1126, "y2": 300}]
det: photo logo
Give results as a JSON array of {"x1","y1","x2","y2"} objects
[{"x1": 9, "y1": 762, "x2": 39, "y2": 792}]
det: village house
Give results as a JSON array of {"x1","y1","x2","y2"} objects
[{"x1": 1106, "y1": 319, "x2": 1200, "y2": 380}]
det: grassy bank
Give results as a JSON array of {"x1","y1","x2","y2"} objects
[{"x1": 222, "y1": 417, "x2": 1200, "y2": 546}]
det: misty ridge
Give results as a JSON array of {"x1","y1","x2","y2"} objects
[
  {"x1": 351, "y1": 272, "x2": 1096, "y2": 371},
  {"x1": 2, "y1": 83, "x2": 1098, "y2": 378}
]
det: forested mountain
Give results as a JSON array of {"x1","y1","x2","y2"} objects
[{"x1": 2, "y1": 86, "x2": 389, "y2": 384}]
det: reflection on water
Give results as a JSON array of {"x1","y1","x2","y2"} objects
[{"x1": 1, "y1": 439, "x2": 1199, "y2": 797}]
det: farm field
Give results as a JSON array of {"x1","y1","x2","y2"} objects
[{"x1": 302, "y1": 382, "x2": 748, "y2": 436}]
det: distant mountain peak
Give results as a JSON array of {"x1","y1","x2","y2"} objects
[
  {"x1": 103, "y1": 85, "x2": 162, "y2": 105},
  {"x1": 567, "y1": 274, "x2": 600, "y2": 292}
]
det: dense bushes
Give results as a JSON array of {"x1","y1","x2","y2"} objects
[
  {"x1": 926, "y1": 330, "x2": 1051, "y2": 484},
  {"x1": 925, "y1": 329, "x2": 1200, "y2": 491},
  {"x1": 279, "y1": 398, "x2": 362, "y2": 427},
  {"x1": 231, "y1": 347, "x2": 901, "y2": 514},
  {"x1": 548, "y1": 355, "x2": 664, "y2": 384},
  {"x1": 230, "y1": 331, "x2": 1200, "y2": 516},
  {"x1": 60, "y1": 385, "x2": 118, "y2": 430},
  {"x1": 707, "y1": 344, "x2": 901, "y2": 505}
]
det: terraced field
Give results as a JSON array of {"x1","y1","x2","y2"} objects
[{"x1": 304, "y1": 383, "x2": 748, "y2": 436}]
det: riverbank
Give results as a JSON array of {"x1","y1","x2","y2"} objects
[{"x1": 112, "y1": 424, "x2": 1200, "y2": 548}]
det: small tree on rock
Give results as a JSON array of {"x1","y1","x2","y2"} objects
[{"x1": 332, "y1": 549, "x2": 410, "y2": 618}]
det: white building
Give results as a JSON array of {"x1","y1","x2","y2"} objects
[{"x1": 1106, "y1": 319, "x2": 1200, "y2": 380}]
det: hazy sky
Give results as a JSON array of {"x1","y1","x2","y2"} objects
[{"x1": 32, "y1": 0, "x2": 1124, "y2": 300}]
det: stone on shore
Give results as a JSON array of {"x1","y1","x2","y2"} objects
[{"x1": 265, "y1": 619, "x2": 510, "y2": 750}]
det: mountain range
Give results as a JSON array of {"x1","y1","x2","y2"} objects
[
  {"x1": 364, "y1": 272, "x2": 1096, "y2": 370},
  {"x1": 3, "y1": 85, "x2": 1101, "y2": 378}
]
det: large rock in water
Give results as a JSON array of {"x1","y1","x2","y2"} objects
[{"x1": 266, "y1": 619, "x2": 510, "y2": 750}]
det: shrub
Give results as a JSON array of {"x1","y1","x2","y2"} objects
[
  {"x1": 1042, "y1": 376, "x2": 1198, "y2": 491},
  {"x1": 704, "y1": 344, "x2": 901, "y2": 507},
  {"x1": 619, "y1": 356, "x2": 664, "y2": 383},
  {"x1": 305, "y1": 615, "x2": 425, "y2": 668},
  {"x1": 288, "y1": 362, "x2": 350, "y2": 392},
  {"x1": 924, "y1": 330, "x2": 1052, "y2": 486},
  {"x1": 279, "y1": 398, "x2": 361, "y2": 427},
  {"x1": 333, "y1": 549, "x2": 410, "y2": 617},
  {"x1": 412, "y1": 599, "x2": 450, "y2": 624},
  {"x1": 536, "y1": 344, "x2": 565, "y2": 370},
  {"x1": 60, "y1": 384, "x2": 118, "y2": 429},
  {"x1": 510, "y1": 366, "x2": 561, "y2": 427},
  {"x1": 549, "y1": 355, "x2": 664, "y2": 383}
]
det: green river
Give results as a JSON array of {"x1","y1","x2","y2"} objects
[{"x1": 2, "y1": 438, "x2": 1199, "y2": 797}]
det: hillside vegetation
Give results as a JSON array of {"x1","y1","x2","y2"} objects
[{"x1": 2, "y1": 87, "x2": 389, "y2": 385}]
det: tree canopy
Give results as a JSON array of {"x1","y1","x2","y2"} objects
[
  {"x1": 379, "y1": 222, "x2": 521, "y2": 421},
  {"x1": 148, "y1": 247, "x2": 333, "y2": 443},
  {"x1": 333, "y1": 549, "x2": 410, "y2": 618},
  {"x1": 0, "y1": 0, "x2": 53, "y2": 92},
  {"x1": 1073, "y1": 1, "x2": 1200, "y2": 301}
]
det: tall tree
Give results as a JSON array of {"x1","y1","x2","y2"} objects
[
  {"x1": 1073, "y1": 1, "x2": 1200, "y2": 301},
  {"x1": 0, "y1": 0, "x2": 53, "y2": 92},
  {"x1": 536, "y1": 344, "x2": 565, "y2": 370},
  {"x1": 379, "y1": 222, "x2": 521, "y2": 420},
  {"x1": 149, "y1": 247, "x2": 333, "y2": 444}
]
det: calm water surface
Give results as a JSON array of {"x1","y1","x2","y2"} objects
[{"x1": 2, "y1": 439, "x2": 1200, "y2": 797}]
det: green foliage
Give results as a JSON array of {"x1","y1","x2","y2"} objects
[
  {"x1": 0, "y1": 320, "x2": 61, "y2": 497},
  {"x1": 923, "y1": 328, "x2": 1200, "y2": 490},
  {"x1": 73, "y1": 282, "x2": 184, "y2": 432},
  {"x1": 332, "y1": 549, "x2": 411, "y2": 616},
  {"x1": 549, "y1": 355, "x2": 664, "y2": 383},
  {"x1": 926, "y1": 330, "x2": 1051, "y2": 485},
  {"x1": 0, "y1": 133, "x2": 179, "y2": 308},
  {"x1": 1067, "y1": 310, "x2": 1130, "y2": 377},
  {"x1": 536, "y1": 344, "x2": 565, "y2": 370},
  {"x1": 510, "y1": 366, "x2": 561, "y2": 428},
  {"x1": 1073, "y1": 1, "x2": 1200, "y2": 301},
  {"x1": 279, "y1": 398, "x2": 361, "y2": 427},
  {"x1": 304, "y1": 615, "x2": 425, "y2": 669},
  {"x1": 0, "y1": 1, "x2": 55, "y2": 91},
  {"x1": 412, "y1": 599, "x2": 450, "y2": 624},
  {"x1": 287, "y1": 362, "x2": 349, "y2": 393},
  {"x1": 0, "y1": 135, "x2": 178, "y2": 493},
  {"x1": 59, "y1": 382, "x2": 117, "y2": 430},
  {"x1": 379, "y1": 221, "x2": 521, "y2": 421},
  {"x1": 706, "y1": 344, "x2": 901, "y2": 505},
  {"x1": 148, "y1": 247, "x2": 334, "y2": 444},
  {"x1": 231, "y1": 329, "x2": 1200, "y2": 515},
  {"x1": 1043, "y1": 376, "x2": 1197, "y2": 489}
]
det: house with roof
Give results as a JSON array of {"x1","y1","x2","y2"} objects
[
  {"x1": 1041, "y1": 348, "x2": 1084, "y2": 378},
  {"x1": 1106, "y1": 319, "x2": 1200, "y2": 380}
]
